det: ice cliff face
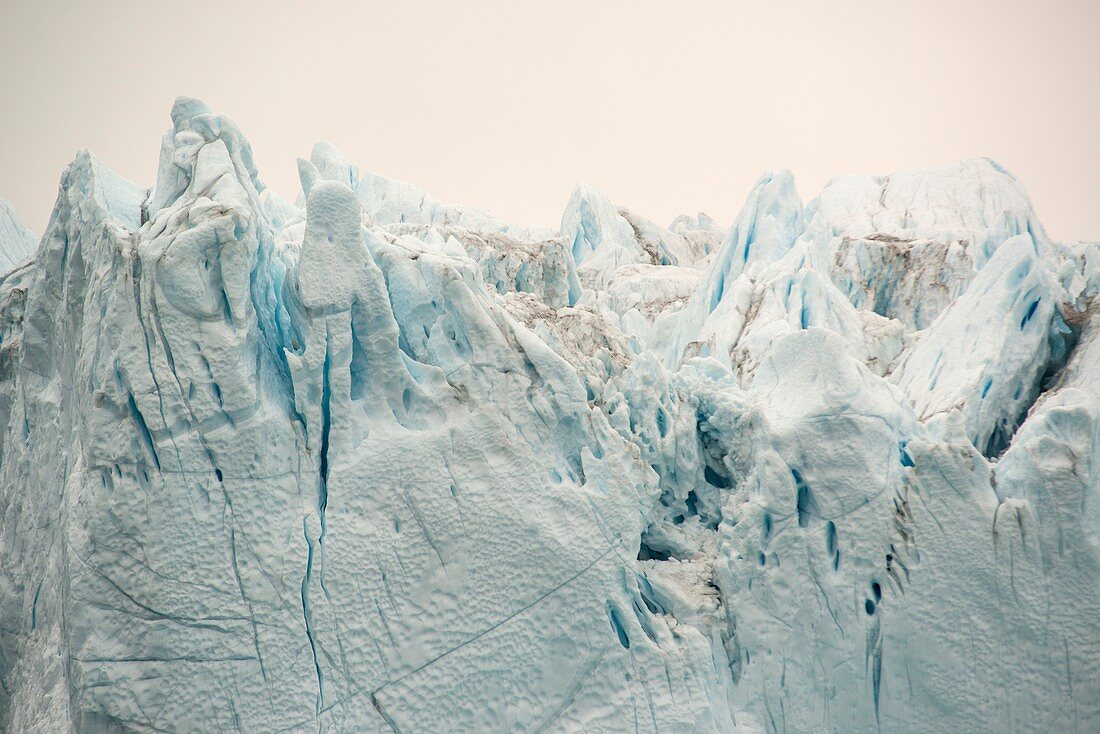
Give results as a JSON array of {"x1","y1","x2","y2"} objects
[{"x1": 1, "y1": 98, "x2": 1098, "y2": 733}]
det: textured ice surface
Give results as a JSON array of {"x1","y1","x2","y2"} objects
[
  {"x1": 1, "y1": 99, "x2": 1098, "y2": 732},
  {"x1": 0, "y1": 197, "x2": 36, "y2": 273}
]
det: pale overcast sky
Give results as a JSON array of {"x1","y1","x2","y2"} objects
[{"x1": 1, "y1": 0, "x2": 1097, "y2": 241}]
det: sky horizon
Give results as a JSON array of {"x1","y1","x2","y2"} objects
[{"x1": 2, "y1": 0, "x2": 1097, "y2": 242}]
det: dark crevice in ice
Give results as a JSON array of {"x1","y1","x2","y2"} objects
[
  {"x1": 300, "y1": 520, "x2": 325, "y2": 712},
  {"x1": 126, "y1": 392, "x2": 160, "y2": 472},
  {"x1": 607, "y1": 605, "x2": 631, "y2": 649},
  {"x1": 301, "y1": 325, "x2": 334, "y2": 713}
]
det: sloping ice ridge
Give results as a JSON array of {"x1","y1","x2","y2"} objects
[
  {"x1": 0, "y1": 197, "x2": 37, "y2": 273},
  {"x1": 0, "y1": 98, "x2": 1098, "y2": 732}
]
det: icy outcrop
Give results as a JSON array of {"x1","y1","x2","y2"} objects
[
  {"x1": 892, "y1": 234, "x2": 1064, "y2": 456},
  {"x1": 0, "y1": 101, "x2": 727, "y2": 732},
  {"x1": 810, "y1": 159, "x2": 1049, "y2": 330},
  {"x1": 299, "y1": 142, "x2": 556, "y2": 242},
  {"x1": 562, "y1": 184, "x2": 714, "y2": 290},
  {"x1": 1, "y1": 99, "x2": 1098, "y2": 733},
  {"x1": 665, "y1": 170, "x2": 805, "y2": 368},
  {"x1": 0, "y1": 198, "x2": 36, "y2": 273}
]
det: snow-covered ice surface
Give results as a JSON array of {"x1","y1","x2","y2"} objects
[{"x1": 1, "y1": 98, "x2": 1098, "y2": 732}]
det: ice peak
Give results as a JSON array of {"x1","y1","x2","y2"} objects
[
  {"x1": 148, "y1": 97, "x2": 264, "y2": 216},
  {"x1": 297, "y1": 142, "x2": 362, "y2": 204},
  {"x1": 560, "y1": 184, "x2": 716, "y2": 301},
  {"x1": 720, "y1": 169, "x2": 804, "y2": 277},
  {"x1": 52, "y1": 150, "x2": 145, "y2": 232},
  {"x1": 669, "y1": 211, "x2": 722, "y2": 235},
  {"x1": 0, "y1": 197, "x2": 36, "y2": 274},
  {"x1": 560, "y1": 182, "x2": 634, "y2": 267},
  {"x1": 805, "y1": 157, "x2": 1046, "y2": 260},
  {"x1": 169, "y1": 95, "x2": 213, "y2": 130},
  {"x1": 662, "y1": 169, "x2": 805, "y2": 366}
]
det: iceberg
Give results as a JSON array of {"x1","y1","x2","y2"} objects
[{"x1": 0, "y1": 98, "x2": 1097, "y2": 732}]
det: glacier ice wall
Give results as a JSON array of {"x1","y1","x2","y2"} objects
[{"x1": 0, "y1": 98, "x2": 1098, "y2": 733}]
